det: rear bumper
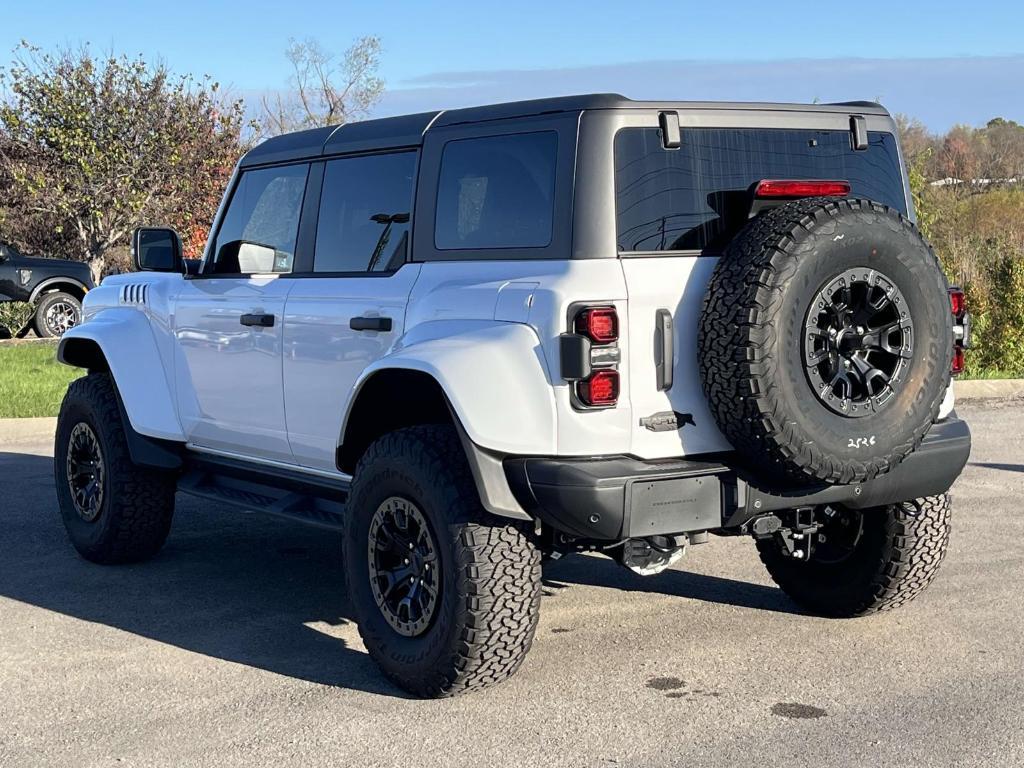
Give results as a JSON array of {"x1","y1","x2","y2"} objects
[{"x1": 504, "y1": 416, "x2": 971, "y2": 540}]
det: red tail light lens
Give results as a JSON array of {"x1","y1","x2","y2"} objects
[
  {"x1": 949, "y1": 287, "x2": 968, "y2": 375},
  {"x1": 578, "y1": 370, "x2": 619, "y2": 407},
  {"x1": 949, "y1": 288, "x2": 966, "y2": 317},
  {"x1": 574, "y1": 307, "x2": 618, "y2": 344},
  {"x1": 754, "y1": 179, "x2": 851, "y2": 198},
  {"x1": 952, "y1": 346, "x2": 965, "y2": 375}
]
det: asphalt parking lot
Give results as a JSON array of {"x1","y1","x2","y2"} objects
[{"x1": 1, "y1": 400, "x2": 1022, "y2": 767}]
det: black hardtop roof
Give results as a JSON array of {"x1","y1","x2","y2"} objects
[{"x1": 238, "y1": 93, "x2": 890, "y2": 168}]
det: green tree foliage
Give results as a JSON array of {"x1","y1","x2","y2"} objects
[
  {"x1": 898, "y1": 115, "x2": 1024, "y2": 377},
  {"x1": 0, "y1": 43, "x2": 251, "y2": 281},
  {"x1": 0, "y1": 300, "x2": 34, "y2": 336}
]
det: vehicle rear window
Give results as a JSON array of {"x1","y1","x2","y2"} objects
[
  {"x1": 614, "y1": 128, "x2": 906, "y2": 253},
  {"x1": 435, "y1": 131, "x2": 557, "y2": 250}
]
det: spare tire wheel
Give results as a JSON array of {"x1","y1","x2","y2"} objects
[{"x1": 698, "y1": 197, "x2": 952, "y2": 487}]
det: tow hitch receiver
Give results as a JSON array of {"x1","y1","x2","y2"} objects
[{"x1": 751, "y1": 507, "x2": 820, "y2": 561}]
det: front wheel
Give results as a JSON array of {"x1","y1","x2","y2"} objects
[
  {"x1": 343, "y1": 425, "x2": 541, "y2": 697},
  {"x1": 54, "y1": 373, "x2": 176, "y2": 564},
  {"x1": 756, "y1": 494, "x2": 951, "y2": 617}
]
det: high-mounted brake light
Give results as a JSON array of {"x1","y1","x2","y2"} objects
[
  {"x1": 754, "y1": 179, "x2": 851, "y2": 198},
  {"x1": 578, "y1": 370, "x2": 619, "y2": 407},
  {"x1": 574, "y1": 307, "x2": 618, "y2": 344}
]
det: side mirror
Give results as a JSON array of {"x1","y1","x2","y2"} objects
[
  {"x1": 133, "y1": 227, "x2": 184, "y2": 273},
  {"x1": 213, "y1": 240, "x2": 280, "y2": 274}
]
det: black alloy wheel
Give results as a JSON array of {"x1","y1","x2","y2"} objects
[
  {"x1": 367, "y1": 496, "x2": 441, "y2": 637},
  {"x1": 66, "y1": 422, "x2": 105, "y2": 522},
  {"x1": 804, "y1": 268, "x2": 913, "y2": 418}
]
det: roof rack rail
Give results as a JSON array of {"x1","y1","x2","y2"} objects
[{"x1": 827, "y1": 100, "x2": 885, "y2": 109}]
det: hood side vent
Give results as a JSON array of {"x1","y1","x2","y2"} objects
[{"x1": 120, "y1": 283, "x2": 149, "y2": 306}]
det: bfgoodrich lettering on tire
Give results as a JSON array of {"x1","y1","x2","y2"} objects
[
  {"x1": 343, "y1": 425, "x2": 541, "y2": 698},
  {"x1": 699, "y1": 197, "x2": 953, "y2": 487}
]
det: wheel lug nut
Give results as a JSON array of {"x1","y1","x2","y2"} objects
[{"x1": 403, "y1": 558, "x2": 409, "y2": 565}]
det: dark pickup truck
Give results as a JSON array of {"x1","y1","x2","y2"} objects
[{"x1": 0, "y1": 242, "x2": 93, "y2": 337}]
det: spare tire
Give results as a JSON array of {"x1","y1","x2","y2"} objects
[{"x1": 699, "y1": 197, "x2": 952, "y2": 487}]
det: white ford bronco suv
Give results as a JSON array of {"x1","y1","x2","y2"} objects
[{"x1": 54, "y1": 95, "x2": 972, "y2": 697}]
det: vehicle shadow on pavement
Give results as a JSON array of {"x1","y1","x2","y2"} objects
[
  {"x1": 0, "y1": 451, "x2": 410, "y2": 698},
  {"x1": 971, "y1": 462, "x2": 1024, "y2": 474},
  {"x1": 543, "y1": 552, "x2": 802, "y2": 615}
]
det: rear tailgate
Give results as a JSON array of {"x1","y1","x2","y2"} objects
[{"x1": 621, "y1": 256, "x2": 730, "y2": 459}]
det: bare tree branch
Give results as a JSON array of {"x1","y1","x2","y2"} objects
[{"x1": 260, "y1": 36, "x2": 384, "y2": 137}]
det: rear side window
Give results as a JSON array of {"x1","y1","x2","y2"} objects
[
  {"x1": 435, "y1": 132, "x2": 557, "y2": 250},
  {"x1": 212, "y1": 163, "x2": 309, "y2": 273},
  {"x1": 315, "y1": 152, "x2": 416, "y2": 273},
  {"x1": 614, "y1": 128, "x2": 906, "y2": 252}
]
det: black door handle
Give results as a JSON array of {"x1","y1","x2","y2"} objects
[
  {"x1": 350, "y1": 316, "x2": 392, "y2": 332},
  {"x1": 654, "y1": 308, "x2": 673, "y2": 391},
  {"x1": 240, "y1": 313, "x2": 275, "y2": 328}
]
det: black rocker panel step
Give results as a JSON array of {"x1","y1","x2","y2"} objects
[{"x1": 178, "y1": 455, "x2": 349, "y2": 532}]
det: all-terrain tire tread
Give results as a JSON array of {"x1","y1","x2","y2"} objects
[
  {"x1": 756, "y1": 493, "x2": 951, "y2": 617},
  {"x1": 56, "y1": 373, "x2": 175, "y2": 564},
  {"x1": 347, "y1": 425, "x2": 541, "y2": 697},
  {"x1": 698, "y1": 197, "x2": 950, "y2": 486}
]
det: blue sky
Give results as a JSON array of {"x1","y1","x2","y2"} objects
[{"x1": 3, "y1": 0, "x2": 1022, "y2": 130}]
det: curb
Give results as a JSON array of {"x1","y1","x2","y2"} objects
[
  {"x1": 0, "y1": 417, "x2": 57, "y2": 444},
  {"x1": 954, "y1": 379, "x2": 1024, "y2": 401}
]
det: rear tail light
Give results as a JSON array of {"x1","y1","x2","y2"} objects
[
  {"x1": 951, "y1": 346, "x2": 966, "y2": 375},
  {"x1": 562, "y1": 305, "x2": 621, "y2": 408},
  {"x1": 578, "y1": 370, "x2": 619, "y2": 407},
  {"x1": 949, "y1": 288, "x2": 965, "y2": 317},
  {"x1": 949, "y1": 287, "x2": 970, "y2": 376},
  {"x1": 574, "y1": 306, "x2": 618, "y2": 344},
  {"x1": 754, "y1": 179, "x2": 851, "y2": 198}
]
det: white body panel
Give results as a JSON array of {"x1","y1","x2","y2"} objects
[
  {"x1": 173, "y1": 276, "x2": 294, "y2": 462},
  {"x1": 283, "y1": 264, "x2": 422, "y2": 471},
  {"x1": 61, "y1": 274, "x2": 184, "y2": 441},
  {"x1": 404, "y1": 259, "x2": 633, "y2": 457},
  {"x1": 353, "y1": 320, "x2": 558, "y2": 455},
  {"x1": 60, "y1": 306, "x2": 183, "y2": 440},
  {"x1": 619, "y1": 256, "x2": 733, "y2": 458}
]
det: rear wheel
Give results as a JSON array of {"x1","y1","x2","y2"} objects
[
  {"x1": 35, "y1": 291, "x2": 82, "y2": 338},
  {"x1": 756, "y1": 493, "x2": 951, "y2": 617},
  {"x1": 54, "y1": 373, "x2": 176, "y2": 564},
  {"x1": 343, "y1": 425, "x2": 541, "y2": 697}
]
